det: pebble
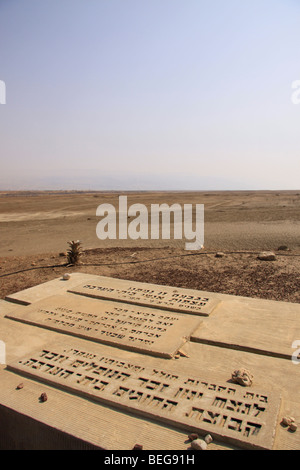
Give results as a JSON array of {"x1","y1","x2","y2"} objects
[
  {"x1": 282, "y1": 416, "x2": 295, "y2": 427},
  {"x1": 289, "y1": 423, "x2": 298, "y2": 432},
  {"x1": 62, "y1": 273, "x2": 71, "y2": 280},
  {"x1": 232, "y1": 369, "x2": 253, "y2": 387},
  {"x1": 257, "y1": 251, "x2": 276, "y2": 261},
  {"x1": 40, "y1": 392, "x2": 48, "y2": 402},
  {"x1": 132, "y1": 444, "x2": 143, "y2": 450},
  {"x1": 204, "y1": 434, "x2": 213, "y2": 444},
  {"x1": 188, "y1": 433, "x2": 199, "y2": 442},
  {"x1": 191, "y1": 439, "x2": 207, "y2": 450}
]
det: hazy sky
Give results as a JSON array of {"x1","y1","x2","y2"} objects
[{"x1": 0, "y1": 0, "x2": 300, "y2": 190}]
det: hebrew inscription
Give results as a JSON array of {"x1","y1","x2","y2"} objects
[
  {"x1": 8, "y1": 345, "x2": 281, "y2": 450},
  {"x1": 6, "y1": 294, "x2": 200, "y2": 358},
  {"x1": 69, "y1": 277, "x2": 220, "y2": 316}
]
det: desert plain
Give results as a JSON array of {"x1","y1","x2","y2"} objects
[{"x1": 0, "y1": 190, "x2": 300, "y2": 304}]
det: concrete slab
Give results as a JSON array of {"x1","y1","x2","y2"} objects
[
  {"x1": 8, "y1": 342, "x2": 281, "y2": 450},
  {"x1": 0, "y1": 299, "x2": 24, "y2": 318},
  {"x1": 5, "y1": 272, "x2": 297, "y2": 316},
  {"x1": 1, "y1": 274, "x2": 300, "y2": 450},
  {"x1": 190, "y1": 296, "x2": 300, "y2": 360},
  {"x1": 0, "y1": 313, "x2": 298, "y2": 450},
  {"x1": 0, "y1": 369, "x2": 197, "y2": 451},
  {"x1": 5, "y1": 273, "x2": 96, "y2": 305},
  {"x1": 68, "y1": 276, "x2": 221, "y2": 316},
  {"x1": 5, "y1": 293, "x2": 201, "y2": 359}
]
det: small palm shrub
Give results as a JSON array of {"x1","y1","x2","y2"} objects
[{"x1": 67, "y1": 240, "x2": 82, "y2": 265}]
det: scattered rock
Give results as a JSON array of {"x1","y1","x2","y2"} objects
[
  {"x1": 278, "y1": 245, "x2": 288, "y2": 251},
  {"x1": 289, "y1": 423, "x2": 298, "y2": 433},
  {"x1": 16, "y1": 383, "x2": 24, "y2": 390},
  {"x1": 257, "y1": 251, "x2": 276, "y2": 261},
  {"x1": 188, "y1": 433, "x2": 199, "y2": 442},
  {"x1": 191, "y1": 439, "x2": 207, "y2": 450},
  {"x1": 231, "y1": 369, "x2": 253, "y2": 387},
  {"x1": 204, "y1": 434, "x2": 213, "y2": 444},
  {"x1": 59, "y1": 252, "x2": 67, "y2": 257},
  {"x1": 215, "y1": 252, "x2": 225, "y2": 258},
  {"x1": 281, "y1": 416, "x2": 297, "y2": 432},
  {"x1": 62, "y1": 273, "x2": 71, "y2": 280},
  {"x1": 132, "y1": 444, "x2": 143, "y2": 450},
  {"x1": 39, "y1": 392, "x2": 48, "y2": 402},
  {"x1": 281, "y1": 416, "x2": 295, "y2": 427}
]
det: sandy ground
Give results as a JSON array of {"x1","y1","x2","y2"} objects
[{"x1": 0, "y1": 190, "x2": 300, "y2": 303}]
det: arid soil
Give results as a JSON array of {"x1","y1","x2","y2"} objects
[{"x1": 0, "y1": 190, "x2": 300, "y2": 303}]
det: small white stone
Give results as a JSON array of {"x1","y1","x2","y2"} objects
[
  {"x1": 257, "y1": 251, "x2": 276, "y2": 261},
  {"x1": 62, "y1": 273, "x2": 71, "y2": 280},
  {"x1": 191, "y1": 439, "x2": 207, "y2": 450},
  {"x1": 232, "y1": 369, "x2": 253, "y2": 387},
  {"x1": 204, "y1": 434, "x2": 213, "y2": 444}
]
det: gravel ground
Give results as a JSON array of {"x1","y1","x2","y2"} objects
[{"x1": 1, "y1": 246, "x2": 299, "y2": 304}]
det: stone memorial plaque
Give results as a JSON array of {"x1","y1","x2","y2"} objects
[
  {"x1": 6, "y1": 294, "x2": 200, "y2": 358},
  {"x1": 69, "y1": 276, "x2": 221, "y2": 316},
  {"x1": 8, "y1": 345, "x2": 281, "y2": 450}
]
